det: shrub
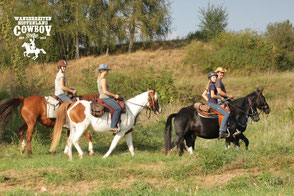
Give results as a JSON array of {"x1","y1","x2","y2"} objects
[{"x1": 184, "y1": 30, "x2": 289, "y2": 73}]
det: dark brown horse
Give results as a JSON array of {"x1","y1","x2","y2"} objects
[{"x1": 0, "y1": 94, "x2": 99, "y2": 154}]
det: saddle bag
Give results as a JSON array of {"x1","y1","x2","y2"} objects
[
  {"x1": 91, "y1": 101, "x2": 104, "y2": 117},
  {"x1": 45, "y1": 96, "x2": 61, "y2": 118}
]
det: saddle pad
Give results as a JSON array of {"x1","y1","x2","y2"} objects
[{"x1": 45, "y1": 96, "x2": 60, "y2": 118}]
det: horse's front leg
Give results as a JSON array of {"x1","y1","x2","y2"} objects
[
  {"x1": 103, "y1": 132, "x2": 124, "y2": 159},
  {"x1": 238, "y1": 133, "x2": 249, "y2": 150},
  {"x1": 125, "y1": 130, "x2": 135, "y2": 156}
]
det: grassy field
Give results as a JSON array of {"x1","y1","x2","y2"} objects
[{"x1": 0, "y1": 48, "x2": 294, "y2": 195}]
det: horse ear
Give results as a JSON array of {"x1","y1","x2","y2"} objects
[
  {"x1": 147, "y1": 87, "x2": 150, "y2": 91},
  {"x1": 153, "y1": 89, "x2": 156, "y2": 93}
]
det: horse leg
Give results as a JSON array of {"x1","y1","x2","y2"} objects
[
  {"x1": 83, "y1": 131, "x2": 94, "y2": 156},
  {"x1": 64, "y1": 129, "x2": 70, "y2": 155},
  {"x1": 185, "y1": 133, "x2": 195, "y2": 155},
  {"x1": 103, "y1": 133, "x2": 124, "y2": 159},
  {"x1": 178, "y1": 141, "x2": 185, "y2": 156},
  {"x1": 18, "y1": 123, "x2": 27, "y2": 154},
  {"x1": 225, "y1": 137, "x2": 232, "y2": 150},
  {"x1": 125, "y1": 132, "x2": 135, "y2": 156},
  {"x1": 70, "y1": 126, "x2": 85, "y2": 159},
  {"x1": 26, "y1": 123, "x2": 36, "y2": 154},
  {"x1": 170, "y1": 134, "x2": 185, "y2": 156},
  {"x1": 238, "y1": 133, "x2": 249, "y2": 150}
]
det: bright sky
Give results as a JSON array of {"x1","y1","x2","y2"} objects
[{"x1": 168, "y1": 0, "x2": 294, "y2": 39}]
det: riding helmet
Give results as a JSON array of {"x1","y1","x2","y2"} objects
[
  {"x1": 208, "y1": 71, "x2": 218, "y2": 79},
  {"x1": 57, "y1": 60, "x2": 67, "y2": 69}
]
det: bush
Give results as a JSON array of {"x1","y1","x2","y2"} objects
[
  {"x1": 80, "y1": 65, "x2": 177, "y2": 105},
  {"x1": 184, "y1": 30, "x2": 289, "y2": 73}
]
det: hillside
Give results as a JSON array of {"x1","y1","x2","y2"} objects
[{"x1": 0, "y1": 47, "x2": 294, "y2": 195}]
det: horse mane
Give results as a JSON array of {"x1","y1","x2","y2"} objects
[{"x1": 228, "y1": 91, "x2": 257, "y2": 113}]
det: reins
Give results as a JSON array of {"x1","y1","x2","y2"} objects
[{"x1": 228, "y1": 97, "x2": 258, "y2": 117}]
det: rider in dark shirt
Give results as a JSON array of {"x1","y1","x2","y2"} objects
[
  {"x1": 206, "y1": 72, "x2": 230, "y2": 139},
  {"x1": 214, "y1": 67, "x2": 233, "y2": 103}
]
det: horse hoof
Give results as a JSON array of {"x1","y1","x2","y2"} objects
[
  {"x1": 89, "y1": 151, "x2": 94, "y2": 156},
  {"x1": 79, "y1": 155, "x2": 83, "y2": 159}
]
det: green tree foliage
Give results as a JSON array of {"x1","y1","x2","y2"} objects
[
  {"x1": 0, "y1": 0, "x2": 172, "y2": 68},
  {"x1": 265, "y1": 20, "x2": 294, "y2": 70},
  {"x1": 198, "y1": 3, "x2": 228, "y2": 41},
  {"x1": 121, "y1": 0, "x2": 171, "y2": 53}
]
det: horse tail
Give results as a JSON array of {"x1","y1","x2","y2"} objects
[
  {"x1": 50, "y1": 101, "x2": 71, "y2": 152},
  {"x1": 164, "y1": 113, "x2": 177, "y2": 155},
  {"x1": 0, "y1": 97, "x2": 24, "y2": 127}
]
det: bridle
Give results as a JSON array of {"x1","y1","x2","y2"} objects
[
  {"x1": 228, "y1": 97, "x2": 259, "y2": 128},
  {"x1": 126, "y1": 91, "x2": 159, "y2": 119}
]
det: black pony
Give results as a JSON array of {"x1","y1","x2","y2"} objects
[{"x1": 164, "y1": 89, "x2": 270, "y2": 156}]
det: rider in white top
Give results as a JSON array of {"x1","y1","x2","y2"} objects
[{"x1": 54, "y1": 60, "x2": 76, "y2": 102}]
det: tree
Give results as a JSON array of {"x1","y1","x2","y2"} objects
[
  {"x1": 265, "y1": 20, "x2": 294, "y2": 69},
  {"x1": 121, "y1": 0, "x2": 171, "y2": 53},
  {"x1": 198, "y1": 3, "x2": 228, "y2": 40}
]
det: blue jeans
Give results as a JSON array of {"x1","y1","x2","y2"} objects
[
  {"x1": 207, "y1": 102, "x2": 229, "y2": 132},
  {"x1": 101, "y1": 98, "x2": 122, "y2": 128},
  {"x1": 57, "y1": 94, "x2": 72, "y2": 102}
]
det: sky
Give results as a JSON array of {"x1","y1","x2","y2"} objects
[{"x1": 168, "y1": 0, "x2": 294, "y2": 39}]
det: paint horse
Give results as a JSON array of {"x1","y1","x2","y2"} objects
[
  {"x1": 0, "y1": 94, "x2": 99, "y2": 154},
  {"x1": 50, "y1": 89, "x2": 161, "y2": 160}
]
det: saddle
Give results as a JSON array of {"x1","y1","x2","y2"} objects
[
  {"x1": 91, "y1": 96, "x2": 126, "y2": 118},
  {"x1": 194, "y1": 102, "x2": 230, "y2": 127}
]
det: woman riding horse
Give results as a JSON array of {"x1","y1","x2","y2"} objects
[
  {"x1": 55, "y1": 60, "x2": 77, "y2": 102},
  {"x1": 97, "y1": 64, "x2": 122, "y2": 133},
  {"x1": 206, "y1": 72, "x2": 230, "y2": 139}
]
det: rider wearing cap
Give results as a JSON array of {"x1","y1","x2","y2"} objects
[
  {"x1": 97, "y1": 64, "x2": 122, "y2": 133},
  {"x1": 206, "y1": 72, "x2": 230, "y2": 138},
  {"x1": 54, "y1": 60, "x2": 76, "y2": 102},
  {"x1": 214, "y1": 67, "x2": 233, "y2": 103}
]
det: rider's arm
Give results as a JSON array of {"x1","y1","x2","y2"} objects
[
  {"x1": 202, "y1": 89, "x2": 208, "y2": 101},
  {"x1": 216, "y1": 87, "x2": 233, "y2": 99},
  {"x1": 60, "y1": 78, "x2": 76, "y2": 94},
  {"x1": 101, "y1": 78, "x2": 119, "y2": 99},
  {"x1": 211, "y1": 89, "x2": 224, "y2": 100}
]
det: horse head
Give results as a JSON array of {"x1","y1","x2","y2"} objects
[
  {"x1": 147, "y1": 88, "x2": 162, "y2": 115},
  {"x1": 22, "y1": 42, "x2": 28, "y2": 47},
  {"x1": 255, "y1": 88, "x2": 270, "y2": 114}
]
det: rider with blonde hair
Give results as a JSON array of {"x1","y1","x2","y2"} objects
[
  {"x1": 97, "y1": 64, "x2": 122, "y2": 133},
  {"x1": 54, "y1": 60, "x2": 76, "y2": 102}
]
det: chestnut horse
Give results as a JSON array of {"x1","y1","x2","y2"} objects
[
  {"x1": 50, "y1": 89, "x2": 162, "y2": 160},
  {"x1": 0, "y1": 94, "x2": 98, "y2": 154}
]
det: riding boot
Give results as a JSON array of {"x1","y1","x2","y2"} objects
[{"x1": 219, "y1": 131, "x2": 228, "y2": 139}]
